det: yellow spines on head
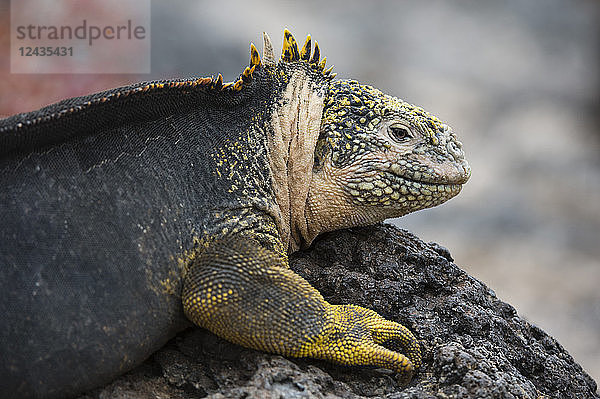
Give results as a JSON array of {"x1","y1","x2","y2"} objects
[
  {"x1": 233, "y1": 79, "x2": 243, "y2": 91},
  {"x1": 242, "y1": 66, "x2": 253, "y2": 82},
  {"x1": 197, "y1": 77, "x2": 212, "y2": 86},
  {"x1": 213, "y1": 73, "x2": 223, "y2": 90},
  {"x1": 250, "y1": 43, "x2": 261, "y2": 66},
  {"x1": 300, "y1": 34, "x2": 311, "y2": 61},
  {"x1": 310, "y1": 40, "x2": 320, "y2": 65},
  {"x1": 281, "y1": 28, "x2": 300, "y2": 61},
  {"x1": 318, "y1": 56, "x2": 327, "y2": 71},
  {"x1": 274, "y1": 30, "x2": 336, "y2": 80}
]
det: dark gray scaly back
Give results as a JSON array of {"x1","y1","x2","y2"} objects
[{"x1": 0, "y1": 66, "x2": 279, "y2": 398}]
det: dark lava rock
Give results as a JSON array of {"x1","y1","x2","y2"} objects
[{"x1": 80, "y1": 225, "x2": 599, "y2": 398}]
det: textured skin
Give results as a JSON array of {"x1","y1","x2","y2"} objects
[{"x1": 0, "y1": 30, "x2": 468, "y2": 398}]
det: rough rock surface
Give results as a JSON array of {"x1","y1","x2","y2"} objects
[{"x1": 79, "y1": 225, "x2": 599, "y2": 399}]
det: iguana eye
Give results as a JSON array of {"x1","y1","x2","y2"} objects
[{"x1": 388, "y1": 124, "x2": 412, "y2": 142}]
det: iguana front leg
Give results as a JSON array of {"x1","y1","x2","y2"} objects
[{"x1": 182, "y1": 236, "x2": 421, "y2": 378}]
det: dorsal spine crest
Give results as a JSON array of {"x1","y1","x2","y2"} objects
[{"x1": 0, "y1": 30, "x2": 335, "y2": 135}]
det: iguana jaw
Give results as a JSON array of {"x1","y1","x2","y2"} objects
[{"x1": 304, "y1": 157, "x2": 467, "y2": 247}]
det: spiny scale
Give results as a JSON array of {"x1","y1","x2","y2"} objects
[
  {"x1": 242, "y1": 66, "x2": 253, "y2": 83},
  {"x1": 250, "y1": 43, "x2": 261, "y2": 66},
  {"x1": 213, "y1": 74, "x2": 223, "y2": 90},
  {"x1": 282, "y1": 28, "x2": 300, "y2": 61},
  {"x1": 300, "y1": 35, "x2": 312, "y2": 61},
  {"x1": 262, "y1": 32, "x2": 275, "y2": 66},
  {"x1": 318, "y1": 57, "x2": 327, "y2": 71},
  {"x1": 310, "y1": 41, "x2": 320, "y2": 65}
]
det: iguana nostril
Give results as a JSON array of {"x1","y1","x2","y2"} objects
[{"x1": 447, "y1": 141, "x2": 464, "y2": 160}]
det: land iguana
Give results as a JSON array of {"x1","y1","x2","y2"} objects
[{"x1": 0, "y1": 30, "x2": 470, "y2": 398}]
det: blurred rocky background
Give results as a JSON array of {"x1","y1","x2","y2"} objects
[{"x1": 1, "y1": 0, "x2": 598, "y2": 384}]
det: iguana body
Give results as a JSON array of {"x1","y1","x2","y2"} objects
[{"x1": 0, "y1": 31, "x2": 470, "y2": 398}]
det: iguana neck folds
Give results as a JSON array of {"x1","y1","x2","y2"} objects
[{"x1": 268, "y1": 68, "x2": 325, "y2": 252}]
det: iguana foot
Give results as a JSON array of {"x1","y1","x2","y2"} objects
[{"x1": 296, "y1": 304, "x2": 421, "y2": 380}]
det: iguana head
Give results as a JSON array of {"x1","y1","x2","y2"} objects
[
  {"x1": 242, "y1": 30, "x2": 470, "y2": 249},
  {"x1": 306, "y1": 79, "x2": 470, "y2": 236},
  {"x1": 272, "y1": 32, "x2": 470, "y2": 246}
]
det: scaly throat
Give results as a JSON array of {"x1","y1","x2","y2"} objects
[{"x1": 267, "y1": 68, "x2": 325, "y2": 252}]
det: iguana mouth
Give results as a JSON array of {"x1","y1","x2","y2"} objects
[
  {"x1": 386, "y1": 158, "x2": 470, "y2": 187},
  {"x1": 384, "y1": 169, "x2": 465, "y2": 190},
  {"x1": 345, "y1": 170, "x2": 463, "y2": 207}
]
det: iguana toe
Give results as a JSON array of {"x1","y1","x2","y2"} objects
[{"x1": 296, "y1": 304, "x2": 421, "y2": 380}]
